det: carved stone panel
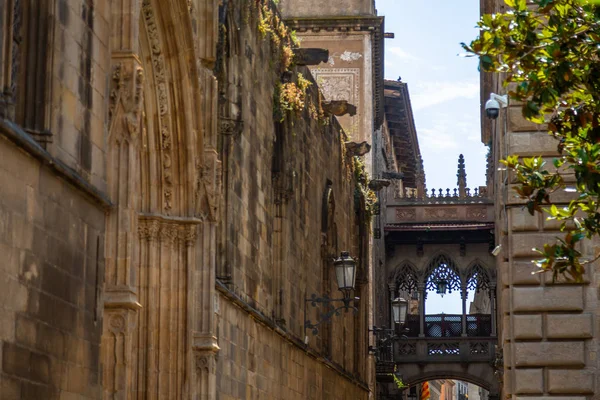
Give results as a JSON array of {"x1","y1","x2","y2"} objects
[
  {"x1": 466, "y1": 206, "x2": 487, "y2": 220},
  {"x1": 396, "y1": 208, "x2": 416, "y2": 221},
  {"x1": 424, "y1": 207, "x2": 459, "y2": 220}
]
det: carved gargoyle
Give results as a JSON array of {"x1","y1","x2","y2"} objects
[
  {"x1": 345, "y1": 141, "x2": 371, "y2": 157},
  {"x1": 294, "y1": 48, "x2": 329, "y2": 66},
  {"x1": 382, "y1": 171, "x2": 404, "y2": 180},
  {"x1": 322, "y1": 100, "x2": 357, "y2": 117},
  {"x1": 368, "y1": 179, "x2": 391, "y2": 191}
]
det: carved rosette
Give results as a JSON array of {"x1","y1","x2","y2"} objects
[{"x1": 142, "y1": 0, "x2": 174, "y2": 212}]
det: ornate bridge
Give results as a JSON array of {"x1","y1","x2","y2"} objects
[{"x1": 376, "y1": 158, "x2": 499, "y2": 399}]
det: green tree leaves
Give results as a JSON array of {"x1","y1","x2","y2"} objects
[{"x1": 465, "y1": 0, "x2": 600, "y2": 281}]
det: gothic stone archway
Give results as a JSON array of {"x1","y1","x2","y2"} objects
[{"x1": 102, "y1": 1, "x2": 221, "y2": 399}]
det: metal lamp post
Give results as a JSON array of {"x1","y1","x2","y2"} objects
[{"x1": 304, "y1": 252, "x2": 359, "y2": 336}]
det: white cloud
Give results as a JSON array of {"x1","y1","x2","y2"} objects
[
  {"x1": 388, "y1": 47, "x2": 421, "y2": 62},
  {"x1": 411, "y1": 80, "x2": 479, "y2": 111}
]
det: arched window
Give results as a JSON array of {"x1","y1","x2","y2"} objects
[{"x1": 424, "y1": 253, "x2": 461, "y2": 294}]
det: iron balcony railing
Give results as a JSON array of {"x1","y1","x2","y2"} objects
[{"x1": 404, "y1": 313, "x2": 492, "y2": 337}]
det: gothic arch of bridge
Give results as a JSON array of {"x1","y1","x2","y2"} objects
[{"x1": 388, "y1": 253, "x2": 495, "y2": 292}]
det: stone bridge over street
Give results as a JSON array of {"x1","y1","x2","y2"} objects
[{"x1": 375, "y1": 164, "x2": 500, "y2": 399}]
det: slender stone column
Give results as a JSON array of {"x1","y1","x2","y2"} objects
[
  {"x1": 388, "y1": 284, "x2": 396, "y2": 328},
  {"x1": 103, "y1": 1, "x2": 144, "y2": 398},
  {"x1": 418, "y1": 283, "x2": 426, "y2": 337},
  {"x1": 461, "y1": 284, "x2": 467, "y2": 337},
  {"x1": 490, "y1": 284, "x2": 497, "y2": 337}
]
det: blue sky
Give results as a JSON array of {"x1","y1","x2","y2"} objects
[
  {"x1": 377, "y1": 1, "x2": 482, "y2": 313},
  {"x1": 377, "y1": 0, "x2": 486, "y2": 193}
]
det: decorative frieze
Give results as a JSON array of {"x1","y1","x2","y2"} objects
[
  {"x1": 395, "y1": 208, "x2": 416, "y2": 221},
  {"x1": 138, "y1": 216, "x2": 199, "y2": 246}
]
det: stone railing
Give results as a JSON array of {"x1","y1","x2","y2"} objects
[
  {"x1": 376, "y1": 336, "x2": 496, "y2": 364},
  {"x1": 389, "y1": 185, "x2": 492, "y2": 206}
]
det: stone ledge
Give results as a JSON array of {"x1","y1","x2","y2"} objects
[{"x1": 0, "y1": 119, "x2": 112, "y2": 209}]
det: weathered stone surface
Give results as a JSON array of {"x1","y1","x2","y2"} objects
[
  {"x1": 514, "y1": 342, "x2": 585, "y2": 367},
  {"x1": 513, "y1": 368, "x2": 543, "y2": 394},
  {"x1": 513, "y1": 315, "x2": 543, "y2": 340},
  {"x1": 512, "y1": 286, "x2": 584, "y2": 312},
  {"x1": 547, "y1": 369, "x2": 594, "y2": 394},
  {"x1": 546, "y1": 314, "x2": 593, "y2": 339}
]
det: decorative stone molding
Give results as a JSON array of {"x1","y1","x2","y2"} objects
[
  {"x1": 138, "y1": 216, "x2": 200, "y2": 246},
  {"x1": 142, "y1": 0, "x2": 174, "y2": 212}
]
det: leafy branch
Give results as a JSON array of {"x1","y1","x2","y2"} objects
[{"x1": 464, "y1": 0, "x2": 600, "y2": 281}]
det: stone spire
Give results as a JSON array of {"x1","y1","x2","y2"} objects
[
  {"x1": 457, "y1": 154, "x2": 467, "y2": 197},
  {"x1": 416, "y1": 155, "x2": 426, "y2": 198}
]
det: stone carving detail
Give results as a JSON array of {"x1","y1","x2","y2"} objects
[
  {"x1": 466, "y1": 206, "x2": 487, "y2": 220},
  {"x1": 424, "y1": 207, "x2": 458, "y2": 220},
  {"x1": 195, "y1": 151, "x2": 223, "y2": 222},
  {"x1": 396, "y1": 208, "x2": 416, "y2": 221},
  {"x1": 142, "y1": 0, "x2": 174, "y2": 212},
  {"x1": 195, "y1": 353, "x2": 217, "y2": 375},
  {"x1": 109, "y1": 62, "x2": 145, "y2": 143},
  {"x1": 108, "y1": 314, "x2": 126, "y2": 334},
  {"x1": 138, "y1": 218, "x2": 198, "y2": 246},
  {"x1": 318, "y1": 75, "x2": 353, "y2": 102}
]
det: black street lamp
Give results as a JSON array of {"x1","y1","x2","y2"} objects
[
  {"x1": 392, "y1": 297, "x2": 408, "y2": 325},
  {"x1": 436, "y1": 278, "x2": 448, "y2": 296},
  {"x1": 304, "y1": 252, "x2": 359, "y2": 336}
]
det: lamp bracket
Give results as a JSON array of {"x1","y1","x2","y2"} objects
[{"x1": 304, "y1": 293, "x2": 359, "y2": 335}]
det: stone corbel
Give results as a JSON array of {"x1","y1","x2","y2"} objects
[
  {"x1": 368, "y1": 179, "x2": 391, "y2": 191},
  {"x1": 323, "y1": 100, "x2": 357, "y2": 117},
  {"x1": 345, "y1": 141, "x2": 371, "y2": 157},
  {"x1": 218, "y1": 116, "x2": 244, "y2": 137},
  {"x1": 293, "y1": 48, "x2": 329, "y2": 66}
]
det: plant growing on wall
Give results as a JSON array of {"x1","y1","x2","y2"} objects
[
  {"x1": 353, "y1": 156, "x2": 378, "y2": 221},
  {"x1": 252, "y1": 0, "x2": 326, "y2": 123},
  {"x1": 463, "y1": 0, "x2": 600, "y2": 281}
]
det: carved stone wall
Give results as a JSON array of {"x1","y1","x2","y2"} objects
[{"x1": 216, "y1": 0, "x2": 372, "y2": 397}]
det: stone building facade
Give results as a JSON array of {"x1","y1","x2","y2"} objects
[
  {"x1": 0, "y1": 0, "x2": 375, "y2": 399},
  {"x1": 481, "y1": 1, "x2": 600, "y2": 398}
]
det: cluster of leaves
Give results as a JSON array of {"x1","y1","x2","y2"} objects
[
  {"x1": 353, "y1": 156, "x2": 378, "y2": 221},
  {"x1": 463, "y1": 0, "x2": 600, "y2": 281},
  {"x1": 251, "y1": 0, "x2": 327, "y2": 123},
  {"x1": 274, "y1": 73, "x2": 312, "y2": 122},
  {"x1": 255, "y1": 0, "x2": 298, "y2": 72}
]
